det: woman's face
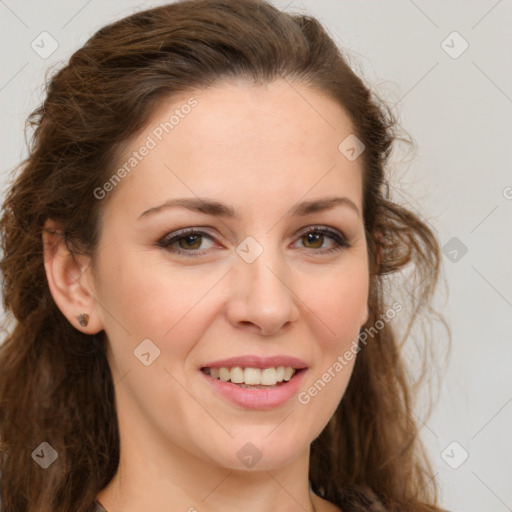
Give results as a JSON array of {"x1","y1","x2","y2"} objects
[{"x1": 90, "y1": 79, "x2": 369, "y2": 471}]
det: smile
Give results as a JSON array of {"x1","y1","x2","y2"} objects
[
  {"x1": 201, "y1": 366, "x2": 297, "y2": 387},
  {"x1": 200, "y1": 361, "x2": 307, "y2": 409}
]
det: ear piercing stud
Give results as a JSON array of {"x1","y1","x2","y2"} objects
[{"x1": 77, "y1": 313, "x2": 89, "y2": 327}]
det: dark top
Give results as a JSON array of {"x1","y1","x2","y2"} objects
[{"x1": 89, "y1": 501, "x2": 108, "y2": 512}]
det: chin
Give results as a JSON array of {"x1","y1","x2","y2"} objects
[{"x1": 206, "y1": 431, "x2": 310, "y2": 472}]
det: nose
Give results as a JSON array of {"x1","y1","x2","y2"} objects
[{"x1": 226, "y1": 242, "x2": 300, "y2": 336}]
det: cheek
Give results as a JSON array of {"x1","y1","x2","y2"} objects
[
  {"x1": 97, "y1": 251, "x2": 230, "y2": 378},
  {"x1": 99, "y1": 249, "x2": 206, "y2": 334},
  {"x1": 295, "y1": 268, "x2": 368, "y2": 434},
  {"x1": 98, "y1": 249, "x2": 369, "y2": 369},
  {"x1": 305, "y1": 262, "x2": 369, "y2": 348}
]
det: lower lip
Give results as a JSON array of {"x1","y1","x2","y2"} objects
[{"x1": 201, "y1": 369, "x2": 307, "y2": 410}]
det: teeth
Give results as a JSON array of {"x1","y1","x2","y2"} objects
[
  {"x1": 244, "y1": 367, "x2": 261, "y2": 385},
  {"x1": 205, "y1": 366, "x2": 297, "y2": 385},
  {"x1": 283, "y1": 367, "x2": 294, "y2": 381},
  {"x1": 219, "y1": 367, "x2": 230, "y2": 382},
  {"x1": 231, "y1": 366, "x2": 244, "y2": 384},
  {"x1": 261, "y1": 368, "x2": 277, "y2": 385}
]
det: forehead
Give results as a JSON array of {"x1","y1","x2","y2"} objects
[
  {"x1": 104, "y1": 79, "x2": 364, "y2": 221},
  {"x1": 162, "y1": 79, "x2": 357, "y2": 164}
]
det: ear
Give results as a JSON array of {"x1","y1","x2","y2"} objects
[{"x1": 42, "y1": 219, "x2": 104, "y2": 334}]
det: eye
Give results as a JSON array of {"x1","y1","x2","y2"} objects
[
  {"x1": 292, "y1": 226, "x2": 350, "y2": 254},
  {"x1": 157, "y1": 225, "x2": 350, "y2": 257},
  {"x1": 157, "y1": 228, "x2": 217, "y2": 256}
]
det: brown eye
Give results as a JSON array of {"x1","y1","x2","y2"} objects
[
  {"x1": 158, "y1": 229, "x2": 216, "y2": 255},
  {"x1": 177, "y1": 234, "x2": 203, "y2": 250},
  {"x1": 158, "y1": 226, "x2": 350, "y2": 257},
  {"x1": 301, "y1": 232, "x2": 325, "y2": 249},
  {"x1": 293, "y1": 226, "x2": 350, "y2": 254}
]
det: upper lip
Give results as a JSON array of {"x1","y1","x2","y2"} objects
[{"x1": 201, "y1": 355, "x2": 308, "y2": 370}]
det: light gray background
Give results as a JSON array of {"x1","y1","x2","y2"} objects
[{"x1": 1, "y1": 1, "x2": 511, "y2": 511}]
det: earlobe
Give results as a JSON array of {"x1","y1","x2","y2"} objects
[
  {"x1": 42, "y1": 219, "x2": 103, "y2": 334},
  {"x1": 77, "y1": 313, "x2": 90, "y2": 327}
]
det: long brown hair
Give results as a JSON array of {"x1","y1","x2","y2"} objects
[{"x1": 0, "y1": 1, "x2": 449, "y2": 511}]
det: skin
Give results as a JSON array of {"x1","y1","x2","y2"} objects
[{"x1": 43, "y1": 79, "x2": 369, "y2": 512}]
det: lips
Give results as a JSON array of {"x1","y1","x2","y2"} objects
[
  {"x1": 199, "y1": 355, "x2": 308, "y2": 409},
  {"x1": 201, "y1": 355, "x2": 308, "y2": 370}
]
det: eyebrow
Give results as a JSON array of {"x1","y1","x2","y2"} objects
[{"x1": 137, "y1": 195, "x2": 360, "y2": 220}]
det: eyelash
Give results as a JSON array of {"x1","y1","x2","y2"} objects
[{"x1": 157, "y1": 226, "x2": 350, "y2": 257}]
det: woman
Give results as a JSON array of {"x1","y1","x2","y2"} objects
[{"x1": 0, "y1": 1, "x2": 449, "y2": 511}]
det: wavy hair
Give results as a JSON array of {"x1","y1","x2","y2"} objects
[{"x1": 0, "y1": 1, "x2": 449, "y2": 511}]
